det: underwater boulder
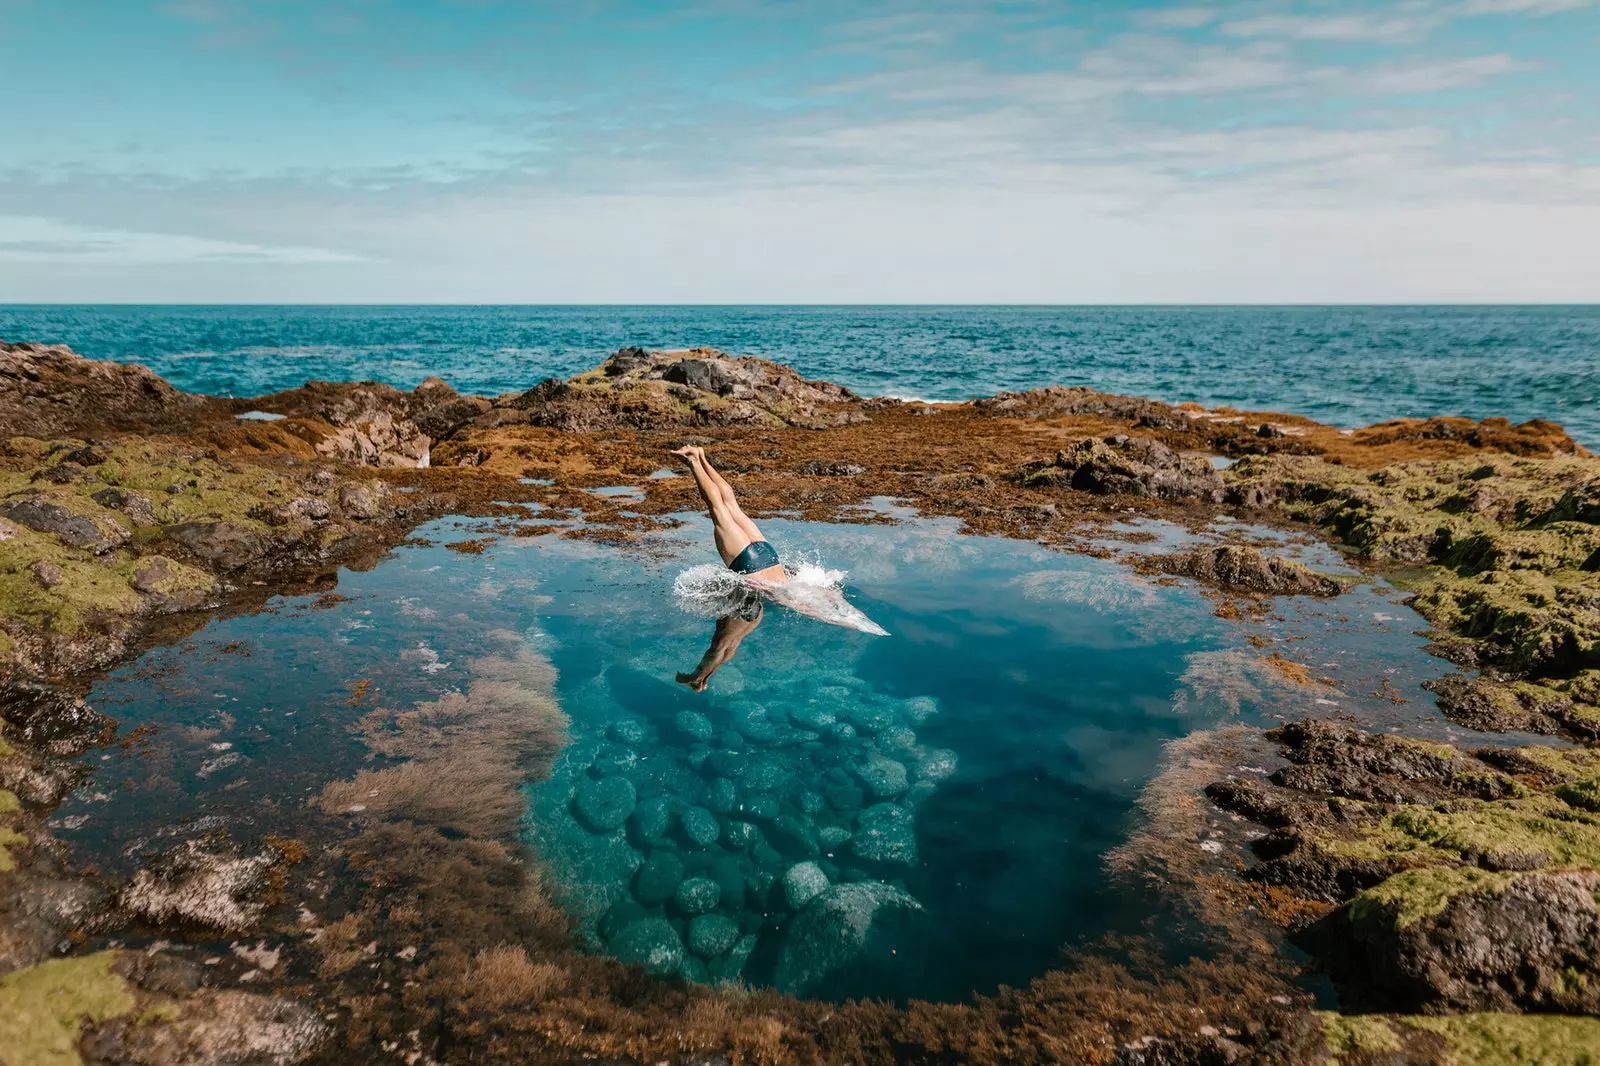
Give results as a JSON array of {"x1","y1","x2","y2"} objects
[
  {"x1": 674, "y1": 710, "x2": 714, "y2": 742},
  {"x1": 877, "y1": 726, "x2": 917, "y2": 753},
  {"x1": 768, "y1": 815, "x2": 819, "y2": 858},
  {"x1": 572, "y1": 775, "x2": 637, "y2": 833},
  {"x1": 609, "y1": 918, "x2": 688, "y2": 977},
  {"x1": 722, "y1": 819, "x2": 760, "y2": 850},
  {"x1": 607, "y1": 718, "x2": 649, "y2": 745},
  {"x1": 742, "y1": 754, "x2": 790, "y2": 793},
  {"x1": 783, "y1": 861, "x2": 830, "y2": 909},
  {"x1": 627, "y1": 795, "x2": 673, "y2": 845},
  {"x1": 817, "y1": 826, "x2": 852, "y2": 852},
  {"x1": 632, "y1": 851, "x2": 685, "y2": 905},
  {"x1": 680, "y1": 805, "x2": 721, "y2": 848},
  {"x1": 710, "y1": 856, "x2": 748, "y2": 911},
  {"x1": 901, "y1": 697, "x2": 939, "y2": 723},
  {"x1": 773, "y1": 882, "x2": 929, "y2": 998},
  {"x1": 851, "y1": 803, "x2": 917, "y2": 866},
  {"x1": 674, "y1": 877, "x2": 721, "y2": 915},
  {"x1": 699, "y1": 776, "x2": 737, "y2": 814},
  {"x1": 687, "y1": 913, "x2": 741, "y2": 958},
  {"x1": 855, "y1": 754, "x2": 909, "y2": 798}
]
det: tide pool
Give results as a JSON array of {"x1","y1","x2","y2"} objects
[{"x1": 52, "y1": 507, "x2": 1457, "y2": 1003}]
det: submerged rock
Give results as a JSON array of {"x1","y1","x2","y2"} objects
[
  {"x1": 572, "y1": 775, "x2": 636, "y2": 833},
  {"x1": 686, "y1": 913, "x2": 740, "y2": 959},
  {"x1": 674, "y1": 710, "x2": 714, "y2": 742},
  {"x1": 118, "y1": 838, "x2": 279, "y2": 934},
  {"x1": 608, "y1": 917, "x2": 687, "y2": 977},
  {"x1": 674, "y1": 876, "x2": 721, "y2": 915},
  {"x1": 854, "y1": 754, "x2": 909, "y2": 798},
  {"x1": 627, "y1": 795, "x2": 673, "y2": 844},
  {"x1": 783, "y1": 861, "x2": 830, "y2": 909},
  {"x1": 851, "y1": 803, "x2": 917, "y2": 866},
  {"x1": 631, "y1": 851, "x2": 684, "y2": 905},
  {"x1": 680, "y1": 805, "x2": 721, "y2": 848},
  {"x1": 773, "y1": 882, "x2": 928, "y2": 997}
]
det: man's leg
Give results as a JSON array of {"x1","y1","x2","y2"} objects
[
  {"x1": 695, "y1": 450, "x2": 766, "y2": 545},
  {"x1": 678, "y1": 448, "x2": 752, "y2": 565}
]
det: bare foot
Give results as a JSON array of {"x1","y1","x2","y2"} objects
[{"x1": 675, "y1": 671, "x2": 709, "y2": 693}]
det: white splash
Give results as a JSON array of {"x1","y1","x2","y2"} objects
[{"x1": 672, "y1": 556, "x2": 887, "y2": 636}]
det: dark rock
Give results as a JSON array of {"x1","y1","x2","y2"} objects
[
  {"x1": 1, "y1": 686, "x2": 117, "y2": 758},
  {"x1": 1322, "y1": 869, "x2": 1600, "y2": 1013},
  {"x1": 801, "y1": 460, "x2": 866, "y2": 477},
  {"x1": 0, "y1": 496, "x2": 123, "y2": 552},
  {"x1": 1152, "y1": 544, "x2": 1347, "y2": 597},
  {"x1": 0, "y1": 341, "x2": 222, "y2": 437},
  {"x1": 91, "y1": 486, "x2": 159, "y2": 528},
  {"x1": 1423, "y1": 673, "x2": 1562, "y2": 735},
  {"x1": 1017, "y1": 436, "x2": 1224, "y2": 502},
  {"x1": 165, "y1": 521, "x2": 268, "y2": 571},
  {"x1": 337, "y1": 483, "x2": 381, "y2": 520}
]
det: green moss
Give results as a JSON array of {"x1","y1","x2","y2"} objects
[
  {"x1": 0, "y1": 789, "x2": 19, "y2": 815},
  {"x1": 0, "y1": 824, "x2": 26, "y2": 871},
  {"x1": 1318, "y1": 1011, "x2": 1404, "y2": 1056},
  {"x1": 1500, "y1": 746, "x2": 1600, "y2": 783},
  {"x1": 1401, "y1": 1012, "x2": 1600, "y2": 1066},
  {"x1": 0, "y1": 719, "x2": 13, "y2": 757},
  {"x1": 1223, "y1": 452, "x2": 1600, "y2": 686},
  {"x1": 1556, "y1": 779, "x2": 1600, "y2": 813},
  {"x1": 0, "y1": 953, "x2": 136, "y2": 1065},
  {"x1": 1348, "y1": 866, "x2": 1518, "y2": 930}
]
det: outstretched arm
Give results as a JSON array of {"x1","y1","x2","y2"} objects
[{"x1": 676, "y1": 607, "x2": 762, "y2": 692}]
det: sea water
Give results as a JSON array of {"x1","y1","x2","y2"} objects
[
  {"x1": 48, "y1": 508, "x2": 1467, "y2": 1003},
  {"x1": 3, "y1": 305, "x2": 1597, "y2": 447}
]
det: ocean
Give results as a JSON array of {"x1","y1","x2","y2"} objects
[{"x1": 2, "y1": 304, "x2": 1596, "y2": 448}]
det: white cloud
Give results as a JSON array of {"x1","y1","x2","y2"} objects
[
  {"x1": 0, "y1": 216, "x2": 366, "y2": 265},
  {"x1": 1221, "y1": 12, "x2": 1427, "y2": 41}
]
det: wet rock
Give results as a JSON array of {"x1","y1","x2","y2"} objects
[
  {"x1": 632, "y1": 851, "x2": 685, "y2": 905},
  {"x1": 674, "y1": 710, "x2": 714, "y2": 742},
  {"x1": 118, "y1": 838, "x2": 280, "y2": 934},
  {"x1": 91, "y1": 486, "x2": 158, "y2": 527},
  {"x1": 283, "y1": 496, "x2": 331, "y2": 523},
  {"x1": 767, "y1": 815, "x2": 818, "y2": 858},
  {"x1": 851, "y1": 803, "x2": 917, "y2": 865},
  {"x1": 1, "y1": 687, "x2": 117, "y2": 757},
  {"x1": 1322, "y1": 868, "x2": 1600, "y2": 1013},
  {"x1": 855, "y1": 754, "x2": 909, "y2": 798},
  {"x1": 1423, "y1": 673, "x2": 1564, "y2": 735},
  {"x1": 680, "y1": 805, "x2": 721, "y2": 848},
  {"x1": 609, "y1": 917, "x2": 687, "y2": 977},
  {"x1": 572, "y1": 775, "x2": 637, "y2": 833},
  {"x1": 336, "y1": 482, "x2": 380, "y2": 520},
  {"x1": 165, "y1": 521, "x2": 268, "y2": 571},
  {"x1": 721, "y1": 820, "x2": 759, "y2": 851},
  {"x1": 699, "y1": 776, "x2": 737, "y2": 815},
  {"x1": 773, "y1": 882, "x2": 927, "y2": 997},
  {"x1": 1151, "y1": 544, "x2": 1347, "y2": 597},
  {"x1": 607, "y1": 718, "x2": 649, "y2": 746},
  {"x1": 783, "y1": 861, "x2": 830, "y2": 909},
  {"x1": 817, "y1": 826, "x2": 852, "y2": 852},
  {"x1": 686, "y1": 913, "x2": 740, "y2": 959},
  {"x1": 627, "y1": 795, "x2": 673, "y2": 844},
  {"x1": 0, "y1": 495, "x2": 123, "y2": 552},
  {"x1": 1017, "y1": 435, "x2": 1225, "y2": 502},
  {"x1": 673, "y1": 876, "x2": 721, "y2": 915}
]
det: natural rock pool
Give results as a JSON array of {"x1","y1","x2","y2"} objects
[{"x1": 51, "y1": 504, "x2": 1469, "y2": 1004}]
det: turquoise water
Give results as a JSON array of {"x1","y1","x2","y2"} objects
[
  {"x1": 49, "y1": 506, "x2": 1467, "y2": 1002},
  {"x1": 3, "y1": 305, "x2": 1597, "y2": 447}
]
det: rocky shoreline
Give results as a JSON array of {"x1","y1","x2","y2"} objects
[{"x1": 0, "y1": 339, "x2": 1596, "y2": 1065}]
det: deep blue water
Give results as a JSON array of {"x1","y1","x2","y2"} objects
[
  {"x1": 2, "y1": 304, "x2": 1597, "y2": 448},
  {"x1": 55, "y1": 504, "x2": 1463, "y2": 1002}
]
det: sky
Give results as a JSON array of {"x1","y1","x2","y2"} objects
[{"x1": 1, "y1": 0, "x2": 1597, "y2": 303}]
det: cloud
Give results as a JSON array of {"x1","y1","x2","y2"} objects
[
  {"x1": 1220, "y1": 12, "x2": 1427, "y2": 41},
  {"x1": 0, "y1": 216, "x2": 367, "y2": 265}
]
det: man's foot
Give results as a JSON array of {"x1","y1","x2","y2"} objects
[
  {"x1": 675, "y1": 671, "x2": 709, "y2": 693},
  {"x1": 671, "y1": 445, "x2": 704, "y2": 461}
]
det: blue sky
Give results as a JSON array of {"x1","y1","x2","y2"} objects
[{"x1": 2, "y1": 0, "x2": 1597, "y2": 302}]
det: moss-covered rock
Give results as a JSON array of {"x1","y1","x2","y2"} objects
[{"x1": 0, "y1": 951, "x2": 136, "y2": 1066}]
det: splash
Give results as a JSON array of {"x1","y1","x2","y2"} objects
[{"x1": 672, "y1": 556, "x2": 887, "y2": 636}]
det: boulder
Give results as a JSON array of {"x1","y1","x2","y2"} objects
[
  {"x1": 1152, "y1": 543, "x2": 1348, "y2": 597},
  {"x1": 674, "y1": 710, "x2": 714, "y2": 742},
  {"x1": 773, "y1": 882, "x2": 928, "y2": 997},
  {"x1": 854, "y1": 754, "x2": 909, "y2": 798},
  {"x1": 164, "y1": 521, "x2": 268, "y2": 571},
  {"x1": 572, "y1": 775, "x2": 637, "y2": 833},
  {"x1": 673, "y1": 876, "x2": 721, "y2": 915},
  {"x1": 608, "y1": 918, "x2": 687, "y2": 977},
  {"x1": 851, "y1": 803, "x2": 917, "y2": 866},
  {"x1": 0, "y1": 496, "x2": 124, "y2": 552},
  {"x1": 0, "y1": 341, "x2": 221, "y2": 437},
  {"x1": 632, "y1": 851, "x2": 685, "y2": 905},
  {"x1": 680, "y1": 805, "x2": 721, "y2": 848},
  {"x1": 783, "y1": 861, "x2": 830, "y2": 909},
  {"x1": 686, "y1": 914, "x2": 740, "y2": 959},
  {"x1": 1326, "y1": 868, "x2": 1600, "y2": 1013},
  {"x1": 1017, "y1": 435, "x2": 1224, "y2": 502},
  {"x1": 627, "y1": 795, "x2": 673, "y2": 845}
]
